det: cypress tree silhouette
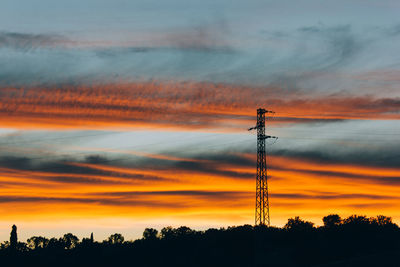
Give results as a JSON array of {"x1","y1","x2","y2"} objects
[{"x1": 10, "y1": 225, "x2": 17, "y2": 250}]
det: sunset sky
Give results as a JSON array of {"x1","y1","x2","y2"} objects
[{"x1": 1, "y1": 0, "x2": 400, "y2": 242}]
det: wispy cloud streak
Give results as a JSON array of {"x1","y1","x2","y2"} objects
[{"x1": 1, "y1": 82, "x2": 399, "y2": 130}]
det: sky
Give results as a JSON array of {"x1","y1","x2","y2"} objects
[{"x1": 0, "y1": 0, "x2": 400, "y2": 242}]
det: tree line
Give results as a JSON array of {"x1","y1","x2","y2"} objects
[{"x1": 1, "y1": 214, "x2": 399, "y2": 266}]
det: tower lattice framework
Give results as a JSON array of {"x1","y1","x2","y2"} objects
[{"x1": 249, "y1": 108, "x2": 277, "y2": 226}]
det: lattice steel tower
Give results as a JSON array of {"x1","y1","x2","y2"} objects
[{"x1": 248, "y1": 108, "x2": 277, "y2": 226}]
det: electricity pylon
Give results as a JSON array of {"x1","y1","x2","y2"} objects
[{"x1": 248, "y1": 108, "x2": 277, "y2": 226}]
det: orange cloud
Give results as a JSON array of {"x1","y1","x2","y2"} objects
[{"x1": 1, "y1": 81, "x2": 399, "y2": 131}]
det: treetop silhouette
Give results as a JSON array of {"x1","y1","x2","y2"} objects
[{"x1": 0, "y1": 214, "x2": 399, "y2": 267}]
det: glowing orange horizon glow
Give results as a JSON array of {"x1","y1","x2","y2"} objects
[{"x1": 1, "y1": 150, "x2": 399, "y2": 242}]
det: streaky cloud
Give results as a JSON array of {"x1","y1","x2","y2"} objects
[
  {"x1": 0, "y1": 31, "x2": 69, "y2": 50},
  {"x1": 0, "y1": 82, "x2": 399, "y2": 131},
  {"x1": 0, "y1": 23, "x2": 399, "y2": 95}
]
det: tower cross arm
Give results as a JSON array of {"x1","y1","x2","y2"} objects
[
  {"x1": 259, "y1": 135, "x2": 278, "y2": 140},
  {"x1": 257, "y1": 109, "x2": 275, "y2": 114}
]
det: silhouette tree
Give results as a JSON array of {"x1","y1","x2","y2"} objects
[
  {"x1": 62, "y1": 233, "x2": 79, "y2": 249},
  {"x1": 322, "y1": 214, "x2": 342, "y2": 228},
  {"x1": 284, "y1": 216, "x2": 314, "y2": 231},
  {"x1": 143, "y1": 228, "x2": 158, "y2": 240},
  {"x1": 160, "y1": 226, "x2": 175, "y2": 239},
  {"x1": 0, "y1": 215, "x2": 399, "y2": 267},
  {"x1": 27, "y1": 236, "x2": 49, "y2": 249},
  {"x1": 107, "y1": 233, "x2": 124, "y2": 245},
  {"x1": 16, "y1": 242, "x2": 29, "y2": 252},
  {"x1": 81, "y1": 232, "x2": 94, "y2": 246},
  {"x1": 0, "y1": 241, "x2": 10, "y2": 249},
  {"x1": 372, "y1": 215, "x2": 397, "y2": 228},
  {"x1": 175, "y1": 226, "x2": 195, "y2": 237},
  {"x1": 10, "y1": 225, "x2": 17, "y2": 250},
  {"x1": 343, "y1": 215, "x2": 370, "y2": 227}
]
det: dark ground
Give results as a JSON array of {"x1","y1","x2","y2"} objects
[{"x1": 1, "y1": 215, "x2": 399, "y2": 267}]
